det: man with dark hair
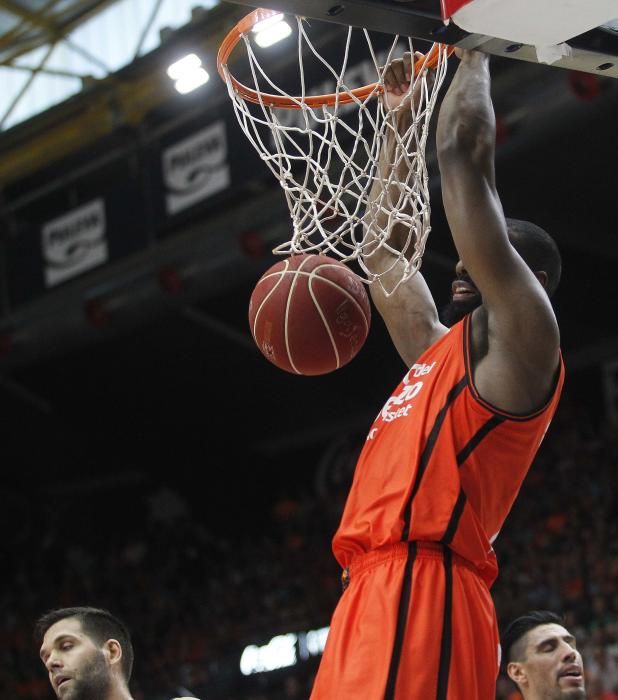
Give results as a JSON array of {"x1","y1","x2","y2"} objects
[
  {"x1": 36, "y1": 606, "x2": 199, "y2": 700},
  {"x1": 310, "y1": 50, "x2": 564, "y2": 700},
  {"x1": 440, "y1": 216, "x2": 562, "y2": 326},
  {"x1": 36, "y1": 606, "x2": 135, "y2": 700},
  {"x1": 502, "y1": 611, "x2": 586, "y2": 699}
]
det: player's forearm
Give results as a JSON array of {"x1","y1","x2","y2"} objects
[
  {"x1": 365, "y1": 107, "x2": 415, "y2": 257},
  {"x1": 369, "y1": 108, "x2": 413, "y2": 202},
  {"x1": 436, "y1": 51, "x2": 494, "y2": 171},
  {"x1": 436, "y1": 51, "x2": 517, "y2": 298}
]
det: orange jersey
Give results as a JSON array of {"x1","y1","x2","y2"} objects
[
  {"x1": 310, "y1": 541, "x2": 501, "y2": 699},
  {"x1": 333, "y1": 314, "x2": 564, "y2": 585},
  {"x1": 311, "y1": 314, "x2": 563, "y2": 700}
]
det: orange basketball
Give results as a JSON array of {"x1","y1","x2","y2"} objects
[{"x1": 248, "y1": 254, "x2": 371, "y2": 376}]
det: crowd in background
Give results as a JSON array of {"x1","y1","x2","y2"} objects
[
  {"x1": 2, "y1": 389, "x2": 617, "y2": 700},
  {"x1": 494, "y1": 393, "x2": 618, "y2": 699}
]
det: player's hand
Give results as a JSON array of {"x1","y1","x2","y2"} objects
[
  {"x1": 454, "y1": 48, "x2": 487, "y2": 64},
  {"x1": 381, "y1": 52, "x2": 433, "y2": 110}
]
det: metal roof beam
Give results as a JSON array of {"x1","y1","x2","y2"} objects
[
  {"x1": 0, "y1": 0, "x2": 59, "y2": 31},
  {"x1": 0, "y1": 0, "x2": 58, "y2": 53},
  {"x1": 0, "y1": 0, "x2": 120, "y2": 62}
]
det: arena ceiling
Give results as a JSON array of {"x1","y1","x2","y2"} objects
[
  {"x1": 0, "y1": 0, "x2": 115, "y2": 62},
  {"x1": 0, "y1": 0, "x2": 220, "y2": 134}
]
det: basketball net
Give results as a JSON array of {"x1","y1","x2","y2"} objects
[{"x1": 218, "y1": 10, "x2": 450, "y2": 295}]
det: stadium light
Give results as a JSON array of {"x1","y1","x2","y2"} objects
[
  {"x1": 240, "y1": 626, "x2": 329, "y2": 676},
  {"x1": 167, "y1": 53, "x2": 210, "y2": 94},
  {"x1": 240, "y1": 633, "x2": 297, "y2": 676},
  {"x1": 252, "y1": 13, "x2": 292, "y2": 48}
]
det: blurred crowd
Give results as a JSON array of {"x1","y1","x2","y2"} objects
[
  {"x1": 1, "y1": 390, "x2": 617, "y2": 700},
  {"x1": 494, "y1": 393, "x2": 618, "y2": 699}
]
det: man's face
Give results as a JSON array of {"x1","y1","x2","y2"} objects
[
  {"x1": 509, "y1": 623, "x2": 586, "y2": 699},
  {"x1": 40, "y1": 617, "x2": 112, "y2": 700},
  {"x1": 440, "y1": 261, "x2": 482, "y2": 327}
]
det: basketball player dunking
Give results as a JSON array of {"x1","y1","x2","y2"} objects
[{"x1": 310, "y1": 50, "x2": 564, "y2": 699}]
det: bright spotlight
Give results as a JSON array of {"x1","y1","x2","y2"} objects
[
  {"x1": 252, "y1": 13, "x2": 285, "y2": 33},
  {"x1": 253, "y1": 14, "x2": 292, "y2": 48},
  {"x1": 166, "y1": 53, "x2": 210, "y2": 94},
  {"x1": 167, "y1": 53, "x2": 201, "y2": 80},
  {"x1": 174, "y1": 68, "x2": 210, "y2": 94}
]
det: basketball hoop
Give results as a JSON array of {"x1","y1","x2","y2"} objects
[{"x1": 218, "y1": 9, "x2": 451, "y2": 294}]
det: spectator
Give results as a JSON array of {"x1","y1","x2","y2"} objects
[{"x1": 502, "y1": 610, "x2": 585, "y2": 699}]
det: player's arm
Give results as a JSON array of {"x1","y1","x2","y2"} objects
[
  {"x1": 364, "y1": 53, "x2": 446, "y2": 368},
  {"x1": 436, "y1": 50, "x2": 560, "y2": 414}
]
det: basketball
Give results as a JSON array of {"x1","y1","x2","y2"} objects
[{"x1": 248, "y1": 254, "x2": 371, "y2": 376}]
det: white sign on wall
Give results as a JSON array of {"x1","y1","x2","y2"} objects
[
  {"x1": 42, "y1": 198, "x2": 108, "y2": 287},
  {"x1": 240, "y1": 626, "x2": 329, "y2": 676},
  {"x1": 162, "y1": 120, "x2": 230, "y2": 215}
]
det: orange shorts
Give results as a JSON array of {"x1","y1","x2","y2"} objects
[{"x1": 310, "y1": 542, "x2": 500, "y2": 700}]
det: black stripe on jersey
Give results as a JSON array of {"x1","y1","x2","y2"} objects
[
  {"x1": 456, "y1": 415, "x2": 505, "y2": 466},
  {"x1": 441, "y1": 490, "x2": 467, "y2": 546},
  {"x1": 441, "y1": 415, "x2": 505, "y2": 545},
  {"x1": 401, "y1": 377, "x2": 467, "y2": 541},
  {"x1": 384, "y1": 542, "x2": 418, "y2": 700},
  {"x1": 436, "y1": 546, "x2": 454, "y2": 700},
  {"x1": 463, "y1": 313, "x2": 561, "y2": 422}
]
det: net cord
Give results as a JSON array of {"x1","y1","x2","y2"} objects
[{"x1": 222, "y1": 16, "x2": 450, "y2": 295}]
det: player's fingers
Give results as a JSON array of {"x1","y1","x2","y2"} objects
[
  {"x1": 382, "y1": 72, "x2": 401, "y2": 95},
  {"x1": 382, "y1": 52, "x2": 415, "y2": 94},
  {"x1": 389, "y1": 59, "x2": 410, "y2": 94},
  {"x1": 400, "y1": 51, "x2": 424, "y2": 83},
  {"x1": 382, "y1": 70, "x2": 399, "y2": 95},
  {"x1": 413, "y1": 50, "x2": 432, "y2": 77},
  {"x1": 402, "y1": 52, "x2": 413, "y2": 82}
]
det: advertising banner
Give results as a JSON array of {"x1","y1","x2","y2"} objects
[
  {"x1": 162, "y1": 120, "x2": 231, "y2": 216},
  {"x1": 41, "y1": 198, "x2": 108, "y2": 287}
]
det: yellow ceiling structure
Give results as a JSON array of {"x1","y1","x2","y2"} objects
[
  {"x1": 0, "y1": 0, "x2": 121, "y2": 63},
  {"x1": 0, "y1": 0, "x2": 237, "y2": 186}
]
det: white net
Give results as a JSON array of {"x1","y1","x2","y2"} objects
[{"x1": 220, "y1": 14, "x2": 450, "y2": 295}]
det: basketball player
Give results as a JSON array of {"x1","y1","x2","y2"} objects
[
  {"x1": 502, "y1": 611, "x2": 586, "y2": 699},
  {"x1": 310, "y1": 50, "x2": 564, "y2": 699}
]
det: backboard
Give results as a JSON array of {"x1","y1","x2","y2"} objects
[{"x1": 226, "y1": 0, "x2": 618, "y2": 78}]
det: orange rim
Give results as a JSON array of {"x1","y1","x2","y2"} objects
[{"x1": 217, "y1": 8, "x2": 453, "y2": 110}]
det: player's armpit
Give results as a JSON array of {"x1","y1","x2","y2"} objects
[{"x1": 473, "y1": 307, "x2": 561, "y2": 415}]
